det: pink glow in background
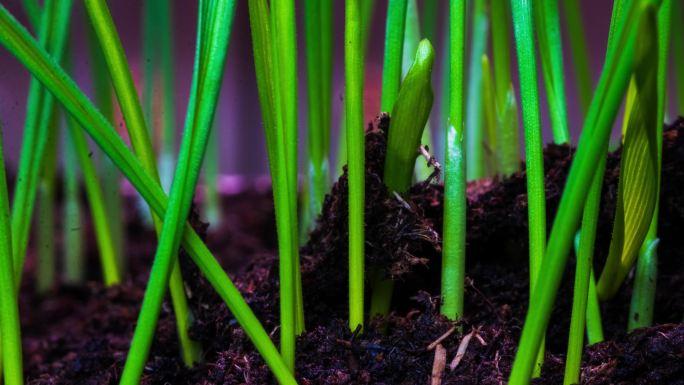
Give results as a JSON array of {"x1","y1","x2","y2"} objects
[{"x1": 0, "y1": 1, "x2": 679, "y2": 182}]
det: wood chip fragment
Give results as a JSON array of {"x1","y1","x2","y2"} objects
[
  {"x1": 449, "y1": 330, "x2": 474, "y2": 371},
  {"x1": 431, "y1": 344, "x2": 447, "y2": 385},
  {"x1": 428, "y1": 326, "x2": 457, "y2": 351}
]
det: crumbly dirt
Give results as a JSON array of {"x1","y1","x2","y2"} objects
[{"x1": 20, "y1": 117, "x2": 684, "y2": 384}]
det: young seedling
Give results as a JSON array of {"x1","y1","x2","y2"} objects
[
  {"x1": 0, "y1": 7, "x2": 296, "y2": 383},
  {"x1": 562, "y1": 0, "x2": 594, "y2": 116},
  {"x1": 441, "y1": 0, "x2": 466, "y2": 321},
  {"x1": 36, "y1": 107, "x2": 59, "y2": 293},
  {"x1": 380, "y1": 0, "x2": 408, "y2": 112},
  {"x1": 62, "y1": 117, "x2": 84, "y2": 283}
]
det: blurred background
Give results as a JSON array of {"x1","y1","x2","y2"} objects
[{"x1": 0, "y1": 0, "x2": 680, "y2": 181}]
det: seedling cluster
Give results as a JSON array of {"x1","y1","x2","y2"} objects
[{"x1": 0, "y1": 1, "x2": 680, "y2": 384}]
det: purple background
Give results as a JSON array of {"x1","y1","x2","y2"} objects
[{"x1": 0, "y1": 1, "x2": 678, "y2": 180}]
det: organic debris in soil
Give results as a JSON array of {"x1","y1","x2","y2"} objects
[{"x1": 21, "y1": 118, "x2": 684, "y2": 384}]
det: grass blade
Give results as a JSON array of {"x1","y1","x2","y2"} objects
[
  {"x1": 0, "y1": 126, "x2": 24, "y2": 385},
  {"x1": 36, "y1": 106, "x2": 59, "y2": 293},
  {"x1": 534, "y1": 0, "x2": 570, "y2": 144},
  {"x1": 62, "y1": 117, "x2": 84, "y2": 283},
  {"x1": 380, "y1": 0, "x2": 408, "y2": 112},
  {"x1": 497, "y1": 85, "x2": 521, "y2": 176},
  {"x1": 441, "y1": 0, "x2": 466, "y2": 321}
]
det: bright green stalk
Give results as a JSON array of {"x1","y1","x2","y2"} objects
[
  {"x1": 0, "y1": 127, "x2": 24, "y2": 385},
  {"x1": 121, "y1": 2, "x2": 237, "y2": 382},
  {"x1": 465, "y1": 0, "x2": 488, "y2": 180},
  {"x1": 346, "y1": 0, "x2": 366, "y2": 332},
  {"x1": 511, "y1": 0, "x2": 547, "y2": 376},
  {"x1": 562, "y1": 0, "x2": 594, "y2": 116},
  {"x1": 271, "y1": 0, "x2": 304, "y2": 338},
  {"x1": 534, "y1": 0, "x2": 570, "y2": 144},
  {"x1": 380, "y1": 0, "x2": 408, "y2": 112},
  {"x1": 248, "y1": 0, "x2": 299, "y2": 369},
  {"x1": 481, "y1": 55, "x2": 497, "y2": 174},
  {"x1": 674, "y1": 1, "x2": 684, "y2": 114},
  {"x1": 509, "y1": 2, "x2": 655, "y2": 382},
  {"x1": 36, "y1": 108, "x2": 59, "y2": 293},
  {"x1": 0, "y1": 9, "x2": 296, "y2": 383},
  {"x1": 497, "y1": 85, "x2": 521, "y2": 176},
  {"x1": 564, "y1": 156, "x2": 607, "y2": 385},
  {"x1": 302, "y1": 0, "x2": 333, "y2": 240},
  {"x1": 490, "y1": 0, "x2": 512, "y2": 110},
  {"x1": 86, "y1": 27, "x2": 125, "y2": 273},
  {"x1": 629, "y1": 0, "x2": 671, "y2": 331},
  {"x1": 83, "y1": 0, "x2": 201, "y2": 366},
  {"x1": 441, "y1": 0, "x2": 466, "y2": 321},
  {"x1": 335, "y1": 0, "x2": 376, "y2": 176},
  {"x1": 65, "y1": 112, "x2": 122, "y2": 286},
  {"x1": 11, "y1": 0, "x2": 72, "y2": 286},
  {"x1": 63, "y1": 118, "x2": 84, "y2": 283},
  {"x1": 586, "y1": 270, "x2": 605, "y2": 343}
]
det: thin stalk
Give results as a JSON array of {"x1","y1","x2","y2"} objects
[
  {"x1": 380, "y1": 0, "x2": 408, "y2": 112},
  {"x1": 629, "y1": 0, "x2": 671, "y2": 331},
  {"x1": 481, "y1": 54, "x2": 498, "y2": 175},
  {"x1": 441, "y1": 0, "x2": 466, "y2": 320},
  {"x1": 464, "y1": 0, "x2": 488, "y2": 180},
  {"x1": 302, "y1": 0, "x2": 333, "y2": 240},
  {"x1": 83, "y1": 0, "x2": 201, "y2": 366},
  {"x1": 564, "y1": 156, "x2": 607, "y2": 385},
  {"x1": 86, "y1": 26, "x2": 125, "y2": 274},
  {"x1": 497, "y1": 85, "x2": 521, "y2": 176},
  {"x1": 11, "y1": 0, "x2": 73, "y2": 286},
  {"x1": 335, "y1": 0, "x2": 376, "y2": 176},
  {"x1": 22, "y1": 0, "x2": 41, "y2": 29},
  {"x1": 346, "y1": 0, "x2": 366, "y2": 332},
  {"x1": 65, "y1": 112, "x2": 122, "y2": 286},
  {"x1": 508, "y1": 2, "x2": 654, "y2": 382},
  {"x1": 511, "y1": 0, "x2": 547, "y2": 377},
  {"x1": 0, "y1": 126, "x2": 24, "y2": 385},
  {"x1": 204, "y1": 122, "x2": 220, "y2": 226},
  {"x1": 586, "y1": 270, "x2": 605, "y2": 343},
  {"x1": 0, "y1": 9, "x2": 296, "y2": 383},
  {"x1": 63, "y1": 117, "x2": 84, "y2": 283},
  {"x1": 534, "y1": 0, "x2": 570, "y2": 144},
  {"x1": 36, "y1": 107, "x2": 59, "y2": 293},
  {"x1": 120, "y1": 2, "x2": 237, "y2": 382},
  {"x1": 271, "y1": 0, "x2": 304, "y2": 338},
  {"x1": 562, "y1": 0, "x2": 594, "y2": 116}
]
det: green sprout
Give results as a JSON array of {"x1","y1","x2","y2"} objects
[
  {"x1": 562, "y1": 0, "x2": 594, "y2": 116},
  {"x1": 441, "y1": 0, "x2": 466, "y2": 321},
  {"x1": 380, "y1": 0, "x2": 408, "y2": 112},
  {"x1": 465, "y1": 0, "x2": 488, "y2": 180},
  {"x1": 1, "y1": 126, "x2": 24, "y2": 385}
]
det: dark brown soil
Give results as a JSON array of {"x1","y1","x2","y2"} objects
[{"x1": 19, "y1": 117, "x2": 684, "y2": 384}]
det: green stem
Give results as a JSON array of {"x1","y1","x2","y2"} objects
[
  {"x1": 629, "y1": 237, "x2": 658, "y2": 330},
  {"x1": 586, "y1": 270, "x2": 605, "y2": 343},
  {"x1": 564, "y1": 156, "x2": 607, "y2": 385},
  {"x1": 464, "y1": 0, "x2": 488, "y2": 180},
  {"x1": 0, "y1": 126, "x2": 25, "y2": 385},
  {"x1": 441, "y1": 0, "x2": 466, "y2": 321},
  {"x1": 63, "y1": 118, "x2": 84, "y2": 284},
  {"x1": 0, "y1": 8, "x2": 295, "y2": 383},
  {"x1": 674, "y1": 0, "x2": 684, "y2": 114},
  {"x1": 204, "y1": 122, "x2": 220, "y2": 226},
  {"x1": 490, "y1": 0, "x2": 512, "y2": 110},
  {"x1": 380, "y1": 0, "x2": 408, "y2": 112},
  {"x1": 534, "y1": 0, "x2": 570, "y2": 144},
  {"x1": 511, "y1": 0, "x2": 547, "y2": 376},
  {"x1": 83, "y1": 0, "x2": 201, "y2": 366},
  {"x1": 346, "y1": 0, "x2": 366, "y2": 332},
  {"x1": 36, "y1": 106, "x2": 59, "y2": 293},
  {"x1": 562, "y1": 0, "x2": 594, "y2": 116}
]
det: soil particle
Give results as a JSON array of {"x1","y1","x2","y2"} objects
[{"x1": 20, "y1": 118, "x2": 684, "y2": 384}]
